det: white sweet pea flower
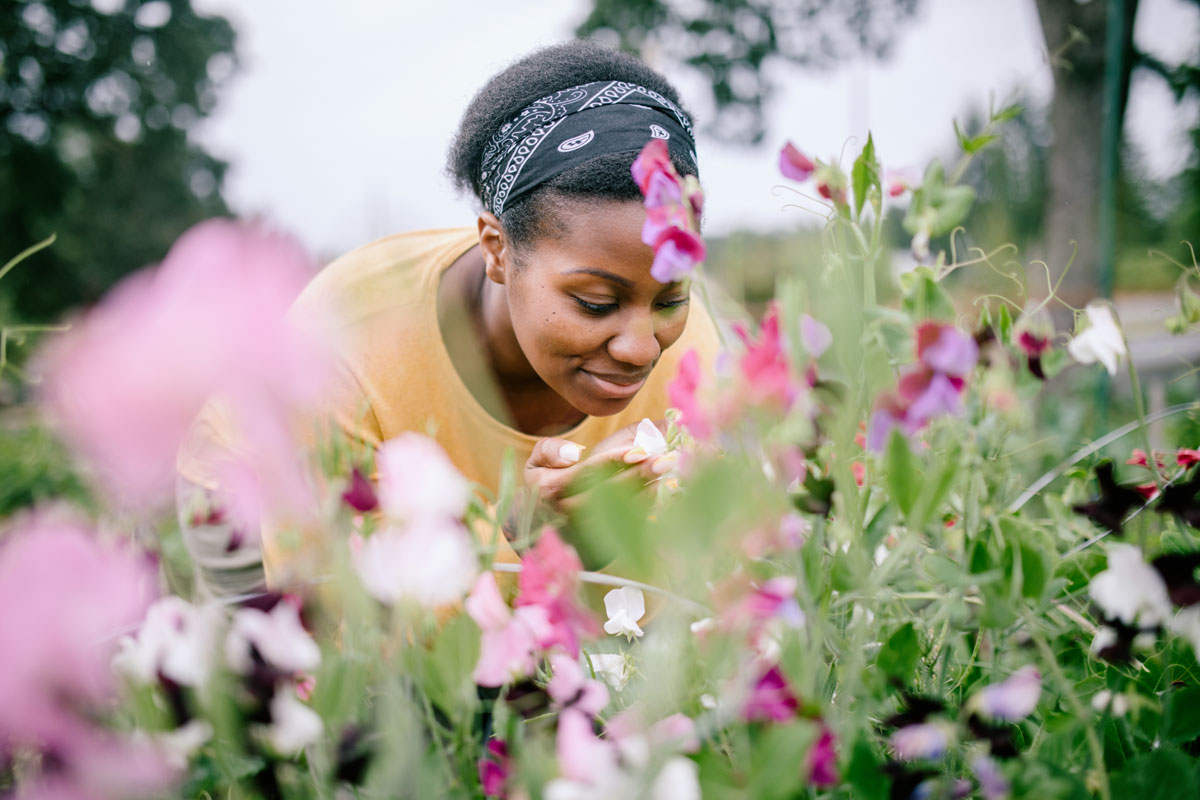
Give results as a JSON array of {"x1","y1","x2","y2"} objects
[
  {"x1": 970, "y1": 665, "x2": 1041, "y2": 721},
  {"x1": 1067, "y1": 303, "x2": 1126, "y2": 375},
  {"x1": 1092, "y1": 689, "x2": 1130, "y2": 716},
  {"x1": 588, "y1": 653, "x2": 631, "y2": 690},
  {"x1": 157, "y1": 720, "x2": 213, "y2": 770},
  {"x1": 604, "y1": 586, "x2": 646, "y2": 639},
  {"x1": 1169, "y1": 606, "x2": 1200, "y2": 663},
  {"x1": 1089, "y1": 544, "x2": 1172, "y2": 628},
  {"x1": 376, "y1": 433, "x2": 471, "y2": 522},
  {"x1": 627, "y1": 418, "x2": 669, "y2": 461},
  {"x1": 114, "y1": 596, "x2": 221, "y2": 688},
  {"x1": 352, "y1": 519, "x2": 478, "y2": 608},
  {"x1": 226, "y1": 601, "x2": 321, "y2": 675},
  {"x1": 266, "y1": 686, "x2": 323, "y2": 753},
  {"x1": 650, "y1": 757, "x2": 701, "y2": 800}
]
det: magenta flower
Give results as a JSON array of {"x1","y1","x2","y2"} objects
[
  {"x1": 341, "y1": 467, "x2": 379, "y2": 513},
  {"x1": 906, "y1": 372, "x2": 966, "y2": 427},
  {"x1": 39, "y1": 220, "x2": 325, "y2": 512},
  {"x1": 631, "y1": 138, "x2": 675, "y2": 195},
  {"x1": 649, "y1": 225, "x2": 707, "y2": 284},
  {"x1": 742, "y1": 665, "x2": 800, "y2": 722},
  {"x1": 1177, "y1": 448, "x2": 1200, "y2": 468},
  {"x1": 668, "y1": 348, "x2": 712, "y2": 440},
  {"x1": 735, "y1": 303, "x2": 800, "y2": 410},
  {"x1": 779, "y1": 141, "x2": 816, "y2": 182},
  {"x1": 478, "y1": 739, "x2": 510, "y2": 798},
  {"x1": 808, "y1": 726, "x2": 839, "y2": 787}
]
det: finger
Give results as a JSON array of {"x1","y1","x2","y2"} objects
[{"x1": 527, "y1": 438, "x2": 585, "y2": 470}]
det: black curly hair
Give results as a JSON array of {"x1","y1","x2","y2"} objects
[{"x1": 446, "y1": 41, "x2": 698, "y2": 252}]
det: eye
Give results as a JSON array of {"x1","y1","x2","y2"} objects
[
  {"x1": 573, "y1": 296, "x2": 618, "y2": 315},
  {"x1": 656, "y1": 297, "x2": 689, "y2": 312}
]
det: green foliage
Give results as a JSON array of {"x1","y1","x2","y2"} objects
[{"x1": 0, "y1": 0, "x2": 235, "y2": 319}]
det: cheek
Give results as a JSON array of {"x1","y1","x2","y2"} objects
[{"x1": 656, "y1": 308, "x2": 691, "y2": 349}]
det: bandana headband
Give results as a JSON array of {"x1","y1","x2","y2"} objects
[{"x1": 479, "y1": 80, "x2": 697, "y2": 215}]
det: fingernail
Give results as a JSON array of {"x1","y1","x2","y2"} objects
[
  {"x1": 559, "y1": 443, "x2": 582, "y2": 463},
  {"x1": 624, "y1": 446, "x2": 648, "y2": 464},
  {"x1": 651, "y1": 453, "x2": 678, "y2": 475}
]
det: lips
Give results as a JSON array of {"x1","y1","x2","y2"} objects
[{"x1": 580, "y1": 368, "x2": 650, "y2": 400}]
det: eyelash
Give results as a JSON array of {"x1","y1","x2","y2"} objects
[{"x1": 573, "y1": 297, "x2": 689, "y2": 316}]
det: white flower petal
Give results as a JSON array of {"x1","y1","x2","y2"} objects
[
  {"x1": 267, "y1": 687, "x2": 323, "y2": 753},
  {"x1": 226, "y1": 602, "x2": 320, "y2": 675},
  {"x1": 354, "y1": 520, "x2": 478, "y2": 608},
  {"x1": 651, "y1": 757, "x2": 700, "y2": 800},
  {"x1": 603, "y1": 587, "x2": 646, "y2": 639},
  {"x1": 1067, "y1": 303, "x2": 1126, "y2": 375},
  {"x1": 633, "y1": 419, "x2": 669, "y2": 457},
  {"x1": 1088, "y1": 544, "x2": 1171, "y2": 628}
]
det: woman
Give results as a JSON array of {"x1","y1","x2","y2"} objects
[{"x1": 176, "y1": 41, "x2": 720, "y2": 597}]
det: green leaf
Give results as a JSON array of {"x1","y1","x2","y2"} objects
[
  {"x1": 908, "y1": 442, "x2": 960, "y2": 531},
  {"x1": 1111, "y1": 748, "x2": 1200, "y2": 800},
  {"x1": 1017, "y1": 543, "x2": 1047, "y2": 600},
  {"x1": 568, "y1": 472, "x2": 653, "y2": 573},
  {"x1": 996, "y1": 303, "x2": 1014, "y2": 344},
  {"x1": 993, "y1": 103, "x2": 1023, "y2": 123},
  {"x1": 422, "y1": 613, "x2": 480, "y2": 719},
  {"x1": 845, "y1": 737, "x2": 890, "y2": 800},
  {"x1": 749, "y1": 721, "x2": 819, "y2": 800},
  {"x1": 851, "y1": 132, "x2": 880, "y2": 218},
  {"x1": 885, "y1": 429, "x2": 921, "y2": 517},
  {"x1": 1163, "y1": 686, "x2": 1200, "y2": 744},
  {"x1": 877, "y1": 623, "x2": 921, "y2": 681},
  {"x1": 923, "y1": 554, "x2": 969, "y2": 587}
]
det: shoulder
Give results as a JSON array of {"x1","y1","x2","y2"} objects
[{"x1": 289, "y1": 227, "x2": 478, "y2": 333}]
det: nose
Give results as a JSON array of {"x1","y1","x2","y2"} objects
[{"x1": 607, "y1": 310, "x2": 662, "y2": 368}]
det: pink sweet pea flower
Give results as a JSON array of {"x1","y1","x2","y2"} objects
[
  {"x1": 649, "y1": 226, "x2": 706, "y2": 284},
  {"x1": 478, "y1": 739, "x2": 510, "y2": 798},
  {"x1": 352, "y1": 519, "x2": 478, "y2": 608},
  {"x1": 516, "y1": 529, "x2": 600, "y2": 656},
  {"x1": 466, "y1": 572, "x2": 552, "y2": 687},
  {"x1": 735, "y1": 303, "x2": 800, "y2": 410},
  {"x1": 341, "y1": 468, "x2": 379, "y2": 513},
  {"x1": 800, "y1": 314, "x2": 832, "y2": 359},
  {"x1": 631, "y1": 138, "x2": 674, "y2": 195},
  {"x1": 808, "y1": 726, "x2": 839, "y2": 787},
  {"x1": 779, "y1": 141, "x2": 815, "y2": 182},
  {"x1": 557, "y1": 708, "x2": 618, "y2": 784},
  {"x1": 1179, "y1": 448, "x2": 1200, "y2": 467},
  {"x1": 668, "y1": 349, "x2": 712, "y2": 440},
  {"x1": 1126, "y1": 449, "x2": 1165, "y2": 469},
  {"x1": 643, "y1": 168, "x2": 684, "y2": 210},
  {"x1": 742, "y1": 665, "x2": 800, "y2": 722},
  {"x1": 548, "y1": 652, "x2": 609, "y2": 716},
  {"x1": 38, "y1": 219, "x2": 325, "y2": 512}
]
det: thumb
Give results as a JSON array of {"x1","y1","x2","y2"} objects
[{"x1": 527, "y1": 438, "x2": 586, "y2": 470}]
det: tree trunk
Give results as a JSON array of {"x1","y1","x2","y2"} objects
[{"x1": 1033, "y1": 0, "x2": 1137, "y2": 307}]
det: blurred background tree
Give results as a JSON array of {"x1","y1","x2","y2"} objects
[
  {"x1": 0, "y1": 0, "x2": 236, "y2": 321},
  {"x1": 580, "y1": 0, "x2": 1200, "y2": 302}
]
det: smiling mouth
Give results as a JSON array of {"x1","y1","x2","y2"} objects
[{"x1": 579, "y1": 368, "x2": 650, "y2": 399}]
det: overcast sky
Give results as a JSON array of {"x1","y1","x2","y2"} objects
[{"x1": 191, "y1": 0, "x2": 1199, "y2": 260}]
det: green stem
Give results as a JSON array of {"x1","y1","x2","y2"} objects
[
  {"x1": 1121, "y1": 328, "x2": 1162, "y2": 485},
  {"x1": 1031, "y1": 627, "x2": 1111, "y2": 800},
  {"x1": 0, "y1": 234, "x2": 56, "y2": 285}
]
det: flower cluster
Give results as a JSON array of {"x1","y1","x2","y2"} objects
[
  {"x1": 868, "y1": 321, "x2": 979, "y2": 451},
  {"x1": 631, "y1": 138, "x2": 706, "y2": 283}
]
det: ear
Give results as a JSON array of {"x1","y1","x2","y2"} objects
[{"x1": 477, "y1": 211, "x2": 509, "y2": 285}]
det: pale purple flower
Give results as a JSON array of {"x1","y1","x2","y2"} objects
[
  {"x1": 890, "y1": 722, "x2": 951, "y2": 760},
  {"x1": 800, "y1": 314, "x2": 832, "y2": 359},
  {"x1": 916, "y1": 322, "x2": 979, "y2": 378},
  {"x1": 376, "y1": 433, "x2": 471, "y2": 522},
  {"x1": 779, "y1": 141, "x2": 816, "y2": 182},
  {"x1": 907, "y1": 372, "x2": 965, "y2": 425},
  {"x1": 972, "y1": 665, "x2": 1041, "y2": 721},
  {"x1": 972, "y1": 754, "x2": 1010, "y2": 799},
  {"x1": 225, "y1": 600, "x2": 320, "y2": 676}
]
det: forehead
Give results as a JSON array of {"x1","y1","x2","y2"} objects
[{"x1": 526, "y1": 199, "x2": 656, "y2": 282}]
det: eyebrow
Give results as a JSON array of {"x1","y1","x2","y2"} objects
[{"x1": 565, "y1": 268, "x2": 634, "y2": 289}]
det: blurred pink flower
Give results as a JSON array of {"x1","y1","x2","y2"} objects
[
  {"x1": 556, "y1": 708, "x2": 618, "y2": 784},
  {"x1": 0, "y1": 519, "x2": 157, "y2": 749},
  {"x1": 916, "y1": 322, "x2": 979, "y2": 378},
  {"x1": 376, "y1": 433, "x2": 471, "y2": 523},
  {"x1": 38, "y1": 219, "x2": 328, "y2": 516},
  {"x1": 631, "y1": 138, "x2": 674, "y2": 195},
  {"x1": 225, "y1": 599, "x2": 321, "y2": 677},
  {"x1": 742, "y1": 665, "x2": 800, "y2": 722},
  {"x1": 351, "y1": 519, "x2": 478, "y2": 608},
  {"x1": 890, "y1": 722, "x2": 951, "y2": 760},
  {"x1": 808, "y1": 726, "x2": 839, "y2": 786},
  {"x1": 800, "y1": 314, "x2": 832, "y2": 359},
  {"x1": 340, "y1": 467, "x2": 379, "y2": 513},
  {"x1": 779, "y1": 142, "x2": 815, "y2": 182},
  {"x1": 548, "y1": 653, "x2": 609, "y2": 716},
  {"x1": 667, "y1": 349, "x2": 711, "y2": 440},
  {"x1": 516, "y1": 529, "x2": 600, "y2": 657},
  {"x1": 113, "y1": 596, "x2": 221, "y2": 689},
  {"x1": 734, "y1": 303, "x2": 800, "y2": 411},
  {"x1": 649, "y1": 226, "x2": 706, "y2": 284},
  {"x1": 1177, "y1": 448, "x2": 1200, "y2": 467},
  {"x1": 632, "y1": 139, "x2": 706, "y2": 284},
  {"x1": 466, "y1": 572, "x2": 548, "y2": 687},
  {"x1": 478, "y1": 738, "x2": 510, "y2": 798}
]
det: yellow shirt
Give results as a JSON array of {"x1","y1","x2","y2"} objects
[{"x1": 178, "y1": 227, "x2": 720, "y2": 585}]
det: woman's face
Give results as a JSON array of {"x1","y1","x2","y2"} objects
[{"x1": 495, "y1": 199, "x2": 692, "y2": 418}]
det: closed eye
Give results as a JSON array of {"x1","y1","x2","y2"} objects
[{"x1": 573, "y1": 297, "x2": 618, "y2": 315}]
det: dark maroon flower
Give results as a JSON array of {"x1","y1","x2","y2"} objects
[
  {"x1": 478, "y1": 738, "x2": 509, "y2": 797},
  {"x1": 808, "y1": 726, "x2": 839, "y2": 786},
  {"x1": 341, "y1": 468, "x2": 379, "y2": 513},
  {"x1": 1072, "y1": 461, "x2": 1144, "y2": 534},
  {"x1": 1151, "y1": 551, "x2": 1200, "y2": 607},
  {"x1": 1154, "y1": 466, "x2": 1200, "y2": 528}
]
